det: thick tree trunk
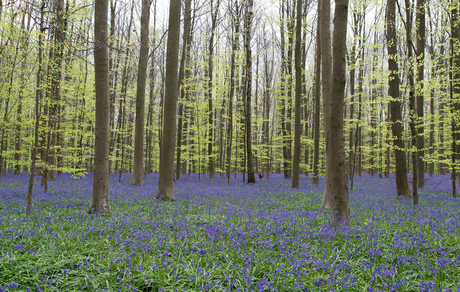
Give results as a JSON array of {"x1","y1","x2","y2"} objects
[
  {"x1": 387, "y1": 0, "x2": 410, "y2": 197},
  {"x1": 330, "y1": 0, "x2": 350, "y2": 223},
  {"x1": 131, "y1": 0, "x2": 150, "y2": 186},
  {"x1": 157, "y1": 0, "x2": 181, "y2": 201},
  {"x1": 89, "y1": 0, "x2": 111, "y2": 214}
]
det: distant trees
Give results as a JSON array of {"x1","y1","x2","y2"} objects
[{"x1": 1, "y1": 0, "x2": 460, "y2": 199}]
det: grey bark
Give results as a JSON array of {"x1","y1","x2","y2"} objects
[
  {"x1": 291, "y1": 0, "x2": 302, "y2": 188},
  {"x1": 157, "y1": 0, "x2": 181, "y2": 201},
  {"x1": 89, "y1": 0, "x2": 111, "y2": 214},
  {"x1": 131, "y1": 0, "x2": 150, "y2": 186}
]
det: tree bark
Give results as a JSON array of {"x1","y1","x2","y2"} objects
[
  {"x1": 15, "y1": 12, "x2": 31, "y2": 174},
  {"x1": 416, "y1": 0, "x2": 425, "y2": 188},
  {"x1": 451, "y1": 0, "x2": 460, "y2": 197},
  {"x1": 312, "y1": 6, "x2": 321, "y2": 186},
  {"x1": 291, "y1": 0, "x2": 302, "y2": 188},
  {"x1": 157, "y1": 0, "x2": 181, "y2": 201},
  {"x1": 387, "y1": 0, "x2": 410, "y2": 197},
  {"x1": 226, "y1": 1, "x2": 241, "y2": 183},
  {"x1": 89, "y1": 0, "x2": 111, "y2": 214},
  {"x1": 320, "y1": 0, "x2": 333, "y2": 209},
  {"x1": 245, "y1": 0, "x2": 255, "y2": 183},
  {"x1": 176, "y1": 0, "x2": 193, "y2": 180},
  {"x1": 131, "y1": 0, "x2": 150, "y2": 186},
  {"x1": 207, "y1": 0, "x2": 221, "y2": 179},
  {"x1": 28, "y1": 1, "x2": 45, "y2": 213},
  {"x1": 330, "y1": 0, "x2": 350, "y2": 223}
]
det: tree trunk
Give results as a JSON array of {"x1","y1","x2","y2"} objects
[
  {"x1": 28, "y1": 1, "x2": 45, "y2": 213},
  {"x1": 176, "y1": 0, "x2": 192, "y2": 180},
  {"x1": 245, "y1": 0, "x2": 255, "y2": 183},
  {"x1": 386, "y1": 0, "x2": 410, "y2": 197},
  {"x1": 409, "y1": 78, "x2": 418, "y2": 205},
  {"x1": 227, "y1": 2, "x2": 241, "y2": 183},
  {"x1": 280, "y1": 0, "x2": 289, "y2": 179},
  {"x1": 348, "y1": 11, "x2": 358, "y2": 178},
  {"x1": 89, "y1": 0, "x2": 111, "y2": 214},
  {"x1": 207, "y1": 0, "x2": 221, "y2": 180},
  {"x1": 320, "y1": 0, "x2": 333, "y2": 209},
  {"x1": 131, "y1": 0, "x2": 150, "y2": 186},
  {"x1": 416, "y1": 0, "x2": 425, "y2": 188},
  {"x1": 312, "y1": 6, "x2": 321, "y2": 186},
  {"x1": 291, "y1": 0, "x2": 302, "y2": 188},
  {"x1": 15, "y1": 12, "x2": 31, "y2": 175},
  {"x1": 451, "y1": 0, "x2": 460, "y2": 197},
  {"x1": 330, "y1": 0, "x2": 350, "y2": 223},
  {"x1": 157, "y1": 0, "x2": 181, "y2": 201}
]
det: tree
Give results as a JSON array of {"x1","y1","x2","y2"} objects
[
  {"x1": 226, "y1": 0, "x2": 241, "y2": 183},
  {"x1": 451, "y1": 0, "x2": 460, "y2": 197},
  {"x1": 312, "y1": 3, "x2": 321, "y2": 186},
  {"x1": 330, "y1": 0, "x2": 350, "y2": 222},
  {"x1": 89, "y1": 0, "x2": 111, "y2": 214},
  {"x1": 176, "y1": 0, "x2": 193, "y2": 180},
  {"x1": 291, "y1": 0, "x2": 302, "y2": 188},
  {"x1": 245, "y1": 0, "x2": 255, "y2": 183},
  {"x1": 416, "y1": 0, "x2": 425, "y2": 188},
  {"x1": 206, "y1": 0, "x2": 221, "y2": 180},
  {"x1": 386, "y1": 0, "x2": 410, "y2": 197},
  {"x1": 157, "y1": 0, "x2": 181, "y2": 201},
  {"x1": 131, "y1": 0, "x2": 150, "y2": 186},
  {"x1": 320, "y1": 0, "x2": 333, "y2": 209},
  {"x1": 27, "y1": 1, "x2": 45, "y2": 213}
]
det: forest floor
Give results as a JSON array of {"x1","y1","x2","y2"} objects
[{"x1": 0, "y1": 172, "x2": 459, "y2": 291}]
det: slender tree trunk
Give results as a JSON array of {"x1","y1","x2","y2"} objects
[
  {"x1": 176, "y1": 0, "x2": 192, "y2": 180},
  {"x1": 131, "y1": 0, "x2": 150, "y2": 186},
  {"x1": 89, "y1": 0, "x2": 111, "y2": 214},
  {"x1": 451, "y1": 0, "x2": 460, "y2": 197},
  {"x1": 245, "y1": 0, "x2": 255, "y2": 183},
  {"x1": 226, "y1": 5, "x2": 240, "y2": 183},
  {"x1": 409, "y1": 77, "x2": 418, "y2": 205},
  {"x1": 320, "y1": 0, "x2": 333, "y2": 209},
  {"x1": 387, "y1": 0, "x2": 410, "y2": 197},
  {"x1": 145, "y1": 0, "x2": 157, "y2": 175},
  {"x1": 280, "y1": 0, "x2": 289, "y2": 179},
  {"x1": 285, "y1": 2, "x2": 294, "y2": 180},
  {"x1": 416, "y1": 0, "x2": 425, "y2": 187},
  {"x1": 348, "y1": 12, "x2": 358, "y2": 178},
  {"x1": 207, "y1": 0, "x2": 221, "y2": 179},
  {"x1": 291, "y1": 0, "x2": 302, "y2": 188},
  {"x1": 157, "y1": 0, "x2": 181, "y2": 201},
  {"x1": 28, "y1": 1, "x2": 45, "y2": 213},
  {"x1": 15, "y1": 12, "x2": 31, "y2": 175},
  {"x1": 312, "y1": 7, "x2": 321, "y2": 186}
]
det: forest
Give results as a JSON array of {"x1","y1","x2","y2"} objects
[{"x1": 0, "y1": 0, "x2": 460, "y2": 290}]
